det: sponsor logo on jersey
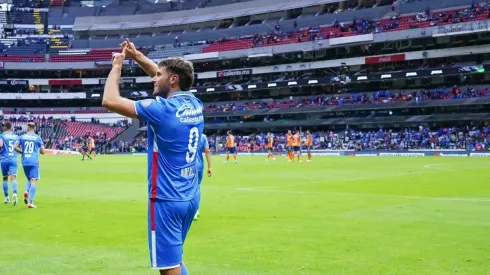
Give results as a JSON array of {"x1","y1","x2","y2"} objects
[{"x1": 176, "y1": 104, "x2": 204, "y2": 123}]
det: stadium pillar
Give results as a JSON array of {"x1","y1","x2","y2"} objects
[{"x1": 339, "y1": 1, "x2": 346, "y2": 10}]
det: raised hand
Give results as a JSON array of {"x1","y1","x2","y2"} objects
[
  {"x1": 112, "y1": 48, "x2": 126, "y2": 67},
  {"x1": 120, "y1": 38, "x2": 139, "y2": 59}
]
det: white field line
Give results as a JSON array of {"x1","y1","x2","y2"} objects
[
  {"x1": 235, "y1": 189, "x2": 490, "y2": 202},
  {"x1": 423, "y1": 163, "x2": 446, "y2": 170}
]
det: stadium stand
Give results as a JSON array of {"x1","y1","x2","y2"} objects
[
  {"x1": 203, "y1": 87, "x2": 490, "y2": 113},
  {"x1": 0, "y1": 0, "x2": 486, "y2": 60},
  {"x1": 4, "y1": 115, "x2": 127, "y2": 152}
]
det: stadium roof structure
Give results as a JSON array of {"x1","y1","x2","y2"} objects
[{"x1": 73, "y1": 0, "x2": 344, "y2": 31}]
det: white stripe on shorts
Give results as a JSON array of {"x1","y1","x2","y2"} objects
[{"x1": 151, "y1": 230, "x2": 157, "y2": 268}]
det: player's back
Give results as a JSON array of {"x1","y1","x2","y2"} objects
[
  {"x1": 19, "y1": 132, "x2": 42, "y2": 166},
  {"x1": 136, "y1": 92, "x2": 204, "y2": 201},
  {"x1": 293, "y1": 134, "x2": 300, "y2": 146},
  {"x1": 227, "y1": 135, "x2": 235, "y2": 148},
  {"x1": 0, "y1": 131, "x2": 19, "y2": 163}
]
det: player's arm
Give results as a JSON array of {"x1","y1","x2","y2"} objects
[
  {"x1": 14, "y1": 142, "x2": 21, "y2": 153},
  {"x1": 101, "y1": 49, "x2": 138, "y2": 118},
  {"x1": 38, "y1": 138, "x2": 46, "y2": 155},
  {"x1": 204, "y1": 147, "x2": 212, "y2": 177},
  {"x1": 120, "y1": 39, "x2": 158, "y2": 78},
  {"x1": 0, "y1": 138, "x2": 3, "y2": 149}
]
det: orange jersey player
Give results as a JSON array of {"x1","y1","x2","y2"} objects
[
  {"x1": 292, "y1": 131, "x2": 302, "y2": 162},
  {"x1": 305, "y1": 130, "x2": 313, "y2": 162},
  {"x1": 88, "y1": 136, "x2": 96, "y2": 159},
  {"x1": 266, "y1": 132, "x2": 276, "y2": 161},
  {"x1": 224, "y1": 130, "x2": 238, "y2": 164},
  {"x1": 285, "y1": 130, "x2": 294, "y2": 161}
]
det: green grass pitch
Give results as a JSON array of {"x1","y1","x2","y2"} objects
[{"x1": 1, "y1": 155, "x2": 490, "y2": 275}]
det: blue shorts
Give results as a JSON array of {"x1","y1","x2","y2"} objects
[
  {"x1": 306, "y1": 146, "x2": 312, "y2": 152},
  {"x1": 23, "y1": 165, "x2": 40, "y2": 180},
  {"x1": 1, "y1": 161, "x2": 18, "y2": 177},
  {"x1": 227, "y1": 147, "x2": 236, "y2": 154},
  {"x1": 293, "y1": 146, "x2": 300, "y2": 152},
  {"x1": 148, "y1": 195, "x2": 200, "y2": 269},
  {"x1": 286, "y1": 146, "x2": 292, "y2": 152}
]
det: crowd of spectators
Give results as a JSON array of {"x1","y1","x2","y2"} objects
[
  {"x1": 320, "y1": 126, "x2": 490, "y2": 151},
  {"x1": 204, "y1": 86, "x2": 490, "y2": 113},
  {"x1": 200, "y1": 3, "x2": 490, "y2": 51},
  {"x1": 11, "y1": 1, "x2": 43, "y2": 9}
]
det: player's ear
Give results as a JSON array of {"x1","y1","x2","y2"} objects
[{"x1": 171, "y1": 74, "x2": 179, "y2": 85}]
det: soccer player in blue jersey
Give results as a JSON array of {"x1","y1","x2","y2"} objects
[
  {"x1": 102, "y1": 39, "x2": 204, "y2": 275},
  {"x1": 194, "y1": 134, "x2": 212, "y2": 220},
  {"x1": 15, "y1": 122, "x2": 45, "y2": 209},
  {"x1": 0, "y1": 122, "x2": 20, "y2": 205}
]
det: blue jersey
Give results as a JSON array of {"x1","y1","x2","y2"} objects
[
  {"x1": 196, "y1": 134, "x2": 209, "y2": 172},
  {"x1": 0, "y1": 131, "x2": 19, "y2": 163},
  {"x1": 19, "y1": 132, "x2": 44, "y2": 167},
  {"x1": 135, "y1": 91, "x2": 204, "y2": 201}
]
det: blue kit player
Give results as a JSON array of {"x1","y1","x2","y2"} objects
[
  {"x1": 194, "y1": 134, "x2": 212, "y2": 220},
  {"x1": 0, "y1": 122, "x2": 19, "y2": 205},
  {"x1": 102, "y1": 38, "x2": 204, "y2": 275},
  {"x1": 16, "y1": 122, "x2": 45, "y2": 209}
]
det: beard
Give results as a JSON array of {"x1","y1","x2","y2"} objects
[{"x1": 153, "y1": 78, "x2": 171, "y2": 98}]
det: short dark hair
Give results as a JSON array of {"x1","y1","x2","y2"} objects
[
  {"x1": 158, "y1": 57, "x2": 194, "y2": 91},
  {"x1": 27, "y1": 122, "x2": 36, "y2": 129},
  {"x1": 3, "y1": 121, "x2": 11, "y2": 130}
]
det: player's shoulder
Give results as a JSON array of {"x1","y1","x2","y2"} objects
[{"x1": 138, "y1": 97, "x2": 166, "y2": 108}]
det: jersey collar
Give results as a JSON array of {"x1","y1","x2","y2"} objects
[{"x1": 168, "y1": 91, "x2": 194, "y2": 99}]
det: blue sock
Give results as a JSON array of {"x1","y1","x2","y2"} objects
[
  {"x1": 12, "y1": 180, "x2": 18, "y2": 195},
  {"x1": 26, "y1": 181, "x2": 31, "y2": 193},
  {"x1": 2, "y1": 180, "x2": 8, "y2": 197},
  {"x1": 181, "y1": 263, "x2": 189, "y2": 275},
  {"x1": 28, "y1": 184, "x2": 37, "y2": 204}
]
